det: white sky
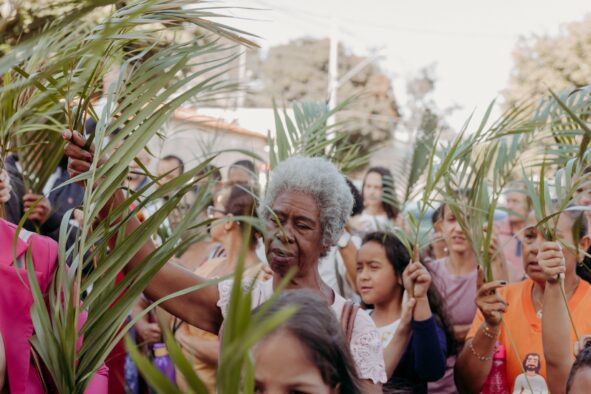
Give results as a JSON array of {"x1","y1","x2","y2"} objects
[{"x1": 226, "y1": 0, "x2": 591, "y2": 131}]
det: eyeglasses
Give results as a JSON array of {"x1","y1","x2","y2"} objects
[{"x1": 207, "y1": 206, "x2": 226, "y2": 218}]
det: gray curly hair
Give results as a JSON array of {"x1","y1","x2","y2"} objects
[{"x1": 260, "y1": 156, "x2": 354, "y2": 249}]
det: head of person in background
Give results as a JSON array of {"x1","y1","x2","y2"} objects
[
  {"x1": 495, "y1": 182, "x2": 532, "y2": 281},
  {"x1": 252, "y1": 290, "x2": 363, "y2": 394},
  {"x1": 575, "y1": 166, "x2": 591, "y2": 232},
  {"x1": 567, "y1": 339, "x2": 591, "y2": 393},
  {"x1": 208, "y1": 185, "x2": 261, "y2": 260},
  {"x1": 125, "y1": 149, "x2": 152, "y2": 192},
  {"x1": 345, "y1": 178, "x2": 363, "y2": 217},
  {"x1": 157, "y1": 155, "x2": 184, "y2": 188},
  {"x1": 350, "y1": 167, "x2": 400, "y2": 236},
  {"x1": 429, "y1": 204, "x2": 448, "y2": 261},
  {"x1": 361, "y1": 167, "x2": 399, "y2": 220},
  {"x1": 227, "y1": 159, "x2": 257, "y2": 188},
  {"x1": 503, "y1": 182, "x2": 531, "y2": 232}
]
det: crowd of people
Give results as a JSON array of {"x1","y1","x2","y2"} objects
[{"x1": 1, "y1": 126, "x2": 591, "y2": 394}]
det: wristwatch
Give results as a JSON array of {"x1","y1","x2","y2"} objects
[{"x1": 337, "y1": 231, "x2": 352, "y2": 248}]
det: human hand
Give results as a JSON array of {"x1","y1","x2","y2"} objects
[
  {"x1": 0, "y1": 170, "x2": 12, "y2": 204},
  {"x1": 23, "y1": 193, "x2": 52, "y2": 223},
  {"x1": 136, "y1": 320, "x2": 162, "y2": 344},
  {"x1": 475, "y1": 266, "x2": 508, "y2": 327},
  {"x1": 538, "y1": 241, "x2": 566, "y2": 283},
  {"x1": 261, "y1": 264, "x2": 273, "y2": 281},
  {"x1": 63, "y1": 130, "x2": 96, "y2": 185},
  {"x1": 402, "y1": 260, "x2": 431, "y2": 299}
]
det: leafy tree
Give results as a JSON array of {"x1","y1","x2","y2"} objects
[
  {"x1": 246, "y1": 38, "x2": 400, "y2": 154},
  {"x1": 503, "y1": 14, "x2": 591, "y2": 107}
]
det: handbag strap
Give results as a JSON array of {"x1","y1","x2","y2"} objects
[{"x1": 340, "y1": 301, "x2": 359, "y2": 344}]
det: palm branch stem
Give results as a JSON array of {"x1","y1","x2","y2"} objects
[
  {"x1": 558, "y1": 274, "x2": 580, "y2": 341},
  {"x1": 502, "y1": 318, "x2": 535, "y2": 393}
]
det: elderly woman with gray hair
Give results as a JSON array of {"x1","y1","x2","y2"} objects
[{"x1": 64, "y1": 130, "x2": 387, "y2": 391}]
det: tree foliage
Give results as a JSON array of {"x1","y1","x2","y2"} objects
[
  {"x1": 503, "y1": 14, "x2": 591, "y2": 108},
  {"x1": 246, "y1": 38, "x2": 400, "y2": 154}
]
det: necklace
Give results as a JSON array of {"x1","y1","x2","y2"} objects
[{"x1": 532, "y1": 279, "x2": 580, "y2": 320}]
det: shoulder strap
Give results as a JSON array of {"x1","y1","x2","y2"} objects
[{"x1": 340, "y1": 301, "x2": 359, "y2": 344}]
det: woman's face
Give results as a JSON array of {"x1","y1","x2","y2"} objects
[
  {"x1": 210, "y1": 189, "x2": 230, "y2": 243},
  {"x1": 363, "y1": 172, "x2": 383, "y2": 209},
  {"x1": 520, "y1": 212, "x2": 588, "y2": 282},
  {"x1": 356, "y1": 241, "x2": 400, "y2": 306},
  {"x1": 254, "y1": 330, "x2": 335, "y2": 394},
  {"x1": 264, "y1": 190, "x2": 326, "y2": 278},
  {"x1": 441, "y1": 205, "x2": 470, "y2": 254}
]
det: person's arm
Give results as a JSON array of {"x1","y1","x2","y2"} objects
[
  {"x1": 539, "y1": 242, "x2": 572, "y2": 394},
  {"x1": 455, "y1": 267, "x2": 507, "y2": 393},
  {"x1": 338, "y1": 232, "x2": 359, "y2": 287},
  {"x1": 64, "y1": 130, "x2": 223, "y2": 334},
  {"x1": 383, "y1": 294, "x2": 415, "y2": 377},
  {"x1": 402, "y1": 261, "x2": 446, "y2": 380},
  {"x1": 411, "y1": 316, "x2": 447, "y2": 381},
  {"x1": 453, "y1": 324, "x2": 472, "y2": 344}
]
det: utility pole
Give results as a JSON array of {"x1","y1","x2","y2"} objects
[
  {"x1": 237, "y1": 50, "x2": 247, "y2": 108},
  {"x1": 327, "y1": 14, "x2": 339, "y2": 131}
]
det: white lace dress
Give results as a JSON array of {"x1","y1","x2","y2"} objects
[{"x1": 217, "y1": 279, "x2": 387, "y2": 384}]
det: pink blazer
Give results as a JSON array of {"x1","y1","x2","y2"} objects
[{"x1": 0, "y1": 219, "x2": 107, "y2": 393}]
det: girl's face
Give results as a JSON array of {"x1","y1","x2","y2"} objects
[
  {"x1": 356, "y1": 241, "x2": 401, "y2": 306},
  {"x1": 254, "y1": 330, "x2": 335, "y2": 394},
  {"x1": 363, "y1": 172, "x2": 383, "y2": 209},
  {"x1": 441, "y1": 205, "x2": 470, "y2": 254}
]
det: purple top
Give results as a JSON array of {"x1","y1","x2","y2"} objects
[
  {"x1": 429, "y1": 257, "x2": 477, "y2": 326},
  {"x1": 428, "y1": 257, "x2": 478, "y2": 394}
]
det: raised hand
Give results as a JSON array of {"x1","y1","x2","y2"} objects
[
  {"x1": 538, "y1": 241, "x2": 566, "y2": 283},
  {"x1": 403, "y1": 260, "x2": 431, "y2": 299},
  {"x1": 0, "y1": 170, "x2": 11, "y2": 204},
  {"x1": 475, "y1": 266, "x2": 507, "y2": 327},
  {"x1": 63, "y1": 130, "x2": 95, "y2": 183},
  {"x1": 23, "y1": 193, "x2": 52, "y2": 223}
]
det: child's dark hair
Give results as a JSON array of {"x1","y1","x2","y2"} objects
[
  {"x1": 254, "y1": 290, "x2": 363, "y2": 394},
  {"x1": 362, "y1": 231, "x2": 457, "y2": 356},
  {"x1": 567, "y1": 340, "x2": 591, "y2": 393}
]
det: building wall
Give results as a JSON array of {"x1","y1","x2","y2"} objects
[{"x1": 149, "y1": 116, "x2": 268, "y2": 181}]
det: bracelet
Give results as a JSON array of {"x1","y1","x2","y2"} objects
[
  {"x1": 468, "y1": 340, "x2": 494, "y2": 361},
  {"x1": 481, "y1": 323, "x2": 500, "y2": 339}
]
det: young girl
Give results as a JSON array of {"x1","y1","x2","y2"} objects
[
  {"x1": 428, "y1": 203, "x2": 507, "y2": 393},
  {"x1": 253, "y1": 290, "x2": 363, "y2": 394},
  {"x1": 356, "y1": 231, "x2": 453, "y2": 393}
]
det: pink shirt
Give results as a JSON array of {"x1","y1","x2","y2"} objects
[{"x1": 0, "y1": 219, "x2": 107, "y2": 393}]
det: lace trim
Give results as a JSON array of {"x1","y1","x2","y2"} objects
[{"x1": 350, "y1": 313, "x2": 388, "y2": 383}]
